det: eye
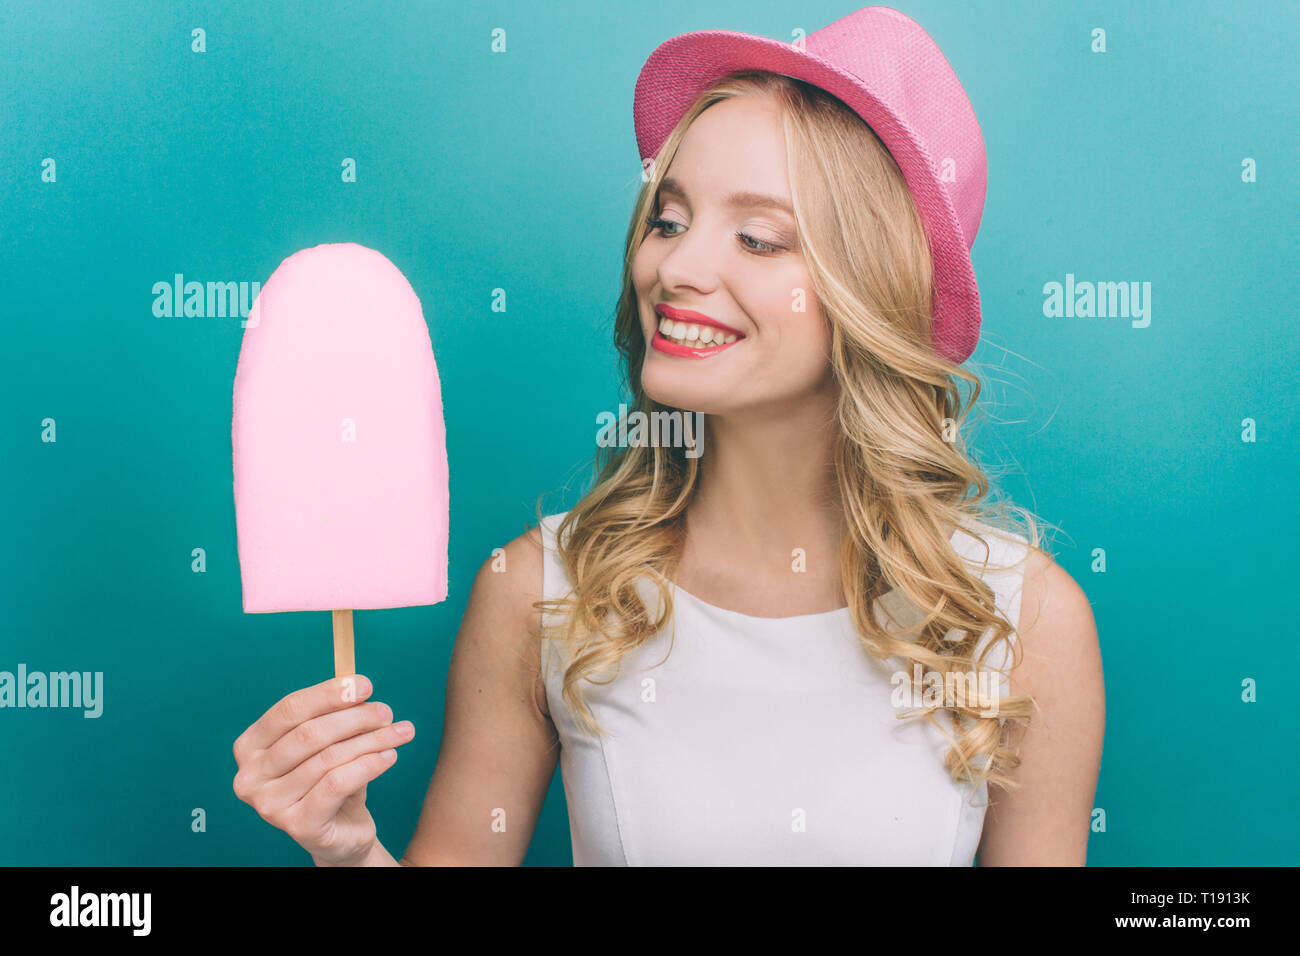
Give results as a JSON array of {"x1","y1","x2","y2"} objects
[
  {"x1": 645, "y1": 215, "x2": 684, "y2": 237},
  {"x1": 736, "y1": 231, "x2": 782, "y2": 254}
]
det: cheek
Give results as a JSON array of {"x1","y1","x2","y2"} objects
[
  {"x1": 767, "y1": 294, "x2": 833, "y2": 384},
  {"x1": 632, "y1": 254, "x2": 661, "y2": 329},
  {"x1": 760, "y1": 272, "x2": 828, "y2": 346},
  {"x1": 631, "y1": 244, "x2": 658, "y2": 297},
  {"x1": 811, "y1": 309, "x2": 832, "y2": 353}
]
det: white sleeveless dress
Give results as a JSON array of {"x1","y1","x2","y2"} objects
[{"x1": 537, "y1": 510, "x2": 1030, "y2": 866}]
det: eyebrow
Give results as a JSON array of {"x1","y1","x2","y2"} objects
[{"x1": 658, "y1": 176, "x2": 795, "y2": 216}]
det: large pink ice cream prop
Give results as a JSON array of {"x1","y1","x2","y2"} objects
[{"x1": 232, "y1": 242, "x2": 449, "y2": 676}]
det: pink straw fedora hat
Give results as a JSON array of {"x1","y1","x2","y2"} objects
[{"x1": 634, "y1": 5, "x2": 987, "y2": 365}]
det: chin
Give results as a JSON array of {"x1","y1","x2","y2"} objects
[{"x1": 641, "y1": 364, "x2": 722, "y2": 416}]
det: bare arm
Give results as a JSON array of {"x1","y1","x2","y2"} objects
[
  {"x1": 976, "y1": 546, "x2": 1105, "y2": 865},
  {"x1": 396, "y1": 526, "x2": 560, "y2": 865}
]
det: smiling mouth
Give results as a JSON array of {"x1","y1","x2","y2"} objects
[{"x1": 655, "y1": 316, "x2": 740, "y2": 348}]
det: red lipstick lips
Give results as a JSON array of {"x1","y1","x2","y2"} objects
[{"x1": 652, "y1": 304, "x2": 745, "y2": 359}]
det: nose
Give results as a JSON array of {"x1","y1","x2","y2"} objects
[{"x1": 653, "y1": 220, "x2": 724, "y2": 297}]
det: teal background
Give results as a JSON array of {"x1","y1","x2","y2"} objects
[{"x1": 1, "y1": 0, "x2": 1296, "y2": 866}]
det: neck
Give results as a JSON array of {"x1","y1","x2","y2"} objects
[{"x1": 686, "y1": 390, "x2": 844, "y2": 564}]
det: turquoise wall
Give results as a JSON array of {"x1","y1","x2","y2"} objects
[{"x1": 1, "y1": 0, "x2": 1295, "y2": 865}]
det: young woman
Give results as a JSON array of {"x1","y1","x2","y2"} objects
[{"x1": 232, "y1": 8, "x2": 1104, "y2": 866}]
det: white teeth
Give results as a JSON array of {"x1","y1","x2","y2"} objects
[{"x1": 656, "y1": 314, "x2": 742, "y2": 347}]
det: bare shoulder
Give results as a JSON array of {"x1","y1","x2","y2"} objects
[
  {"x1": 468, "y1": 525, "x2": 545, "y2": 634},
  {"x1": 1008, "y1": 543, "x2": 1104, "y2": 729},
  {"x1": 1018, "y1": 544, "x2": 1096, "y2": 647},
  {"x1": 977, "y1": 542, "x2": 1105, "y2": 865},
  {"x1": 461, "y1": 523, "x2": 549, "y2": 718}
]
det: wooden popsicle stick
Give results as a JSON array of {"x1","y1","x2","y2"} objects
[{"x1": 333, "y1": 609, "x2": 355, "y2": 678}]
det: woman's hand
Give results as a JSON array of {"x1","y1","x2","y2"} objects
[{"x1": 232, "y1": 674, "x2": 415, "y2": 866}]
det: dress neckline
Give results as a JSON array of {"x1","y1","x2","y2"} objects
[
  {"x1": 670, "y1": 581, "x2": 853, "y2": 622},
  {"x1": 669, "y1": 525, "x2": 965, "y2": 622}
]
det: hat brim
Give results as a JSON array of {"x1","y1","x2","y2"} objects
[{"x1": 633, "y1": 29, "x2": 981, "y2": 364}]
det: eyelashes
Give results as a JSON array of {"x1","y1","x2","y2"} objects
[{"x1": 644, "y1": 215, "x2": 785, "y2": 255}]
